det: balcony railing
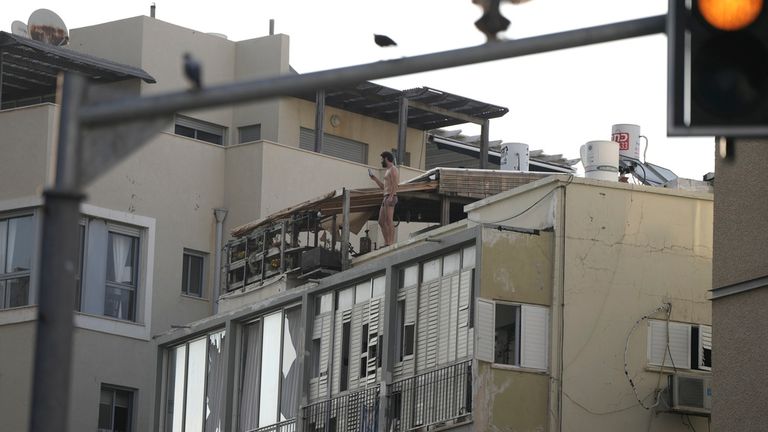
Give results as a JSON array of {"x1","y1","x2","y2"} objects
[
  {"x1": 387, "y1": 361, "x2": 472, "y2": 431},
  {"x1": 302, "y1": 385, "x2": 380, "y2": 432},
  {"x1": 247, "y1": 418, "x2": 296, "y2": 432}
]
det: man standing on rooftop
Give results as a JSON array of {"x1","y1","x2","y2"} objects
[{"x1": 369, "y1": 151, "x2": 399, "y2": 247}]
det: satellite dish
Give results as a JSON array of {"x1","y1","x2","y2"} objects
[
  {"x1": 28, "y1": 9, "x2": 69, "y2": 46},
  {"x1": 11, "y1": 20, "x2": 28, "y2": 37}
]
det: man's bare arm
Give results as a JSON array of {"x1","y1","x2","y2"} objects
[{"x1": 370, "y1": 172, "x2": 384, "y2": 189}]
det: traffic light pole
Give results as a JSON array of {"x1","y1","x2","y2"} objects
[{"x1": 29, "y1": 73, "x2": 87, "y2": 432}]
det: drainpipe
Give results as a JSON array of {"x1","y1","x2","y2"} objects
[{"x1": 213, "y1": 208, "x2": 228, "y2": 314}]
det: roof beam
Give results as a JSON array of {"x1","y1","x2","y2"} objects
[{"x1": 407, "y1": 99, "x2": 485, "y2": 125}]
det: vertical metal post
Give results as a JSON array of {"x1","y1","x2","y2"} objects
[
  {"x1": 397, "y1": 97, "x2": 408, "y2": 165},
  {"x1": 340, "y1": 189, "x2": 350, "y2": 270},
  {"x1": 0, "y1": 51, "x2": 4, "y2": 108},
  {"x1": 480, "y1": 119, "x2": 490, "y2": 169},
  {"x1": 29, "y1": 72, "x2": 87, "y2": 432},
  {"x1": 296, "y1": 292, "x2": 314, "y2": 432},
  {"x1": 378, "y1": 265, "x2": 397, "y2": 432},
  {"x1": 221, "y1": 319, "x2": 238, "y2": 432},
  {"x1": 314, "y1": 89, "x2": 325, "y2": 153},
  {"x1": 441, "y1": 198, "x2": 451, "y2": 225}
]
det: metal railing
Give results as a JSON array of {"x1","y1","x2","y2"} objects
[
  {"x1": 302, "y1": 385, "x2": 381, "y2": 432},
  {"x1": 247, "y1": 418, "x2": 296, "y2": 432},
  {"x1": 387, "y1": 361, "x2": 472, "y2": 431}
]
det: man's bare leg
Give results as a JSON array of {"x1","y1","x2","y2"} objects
[
  {"x1": 378, "y1": 205, "x2": 388, "y2": 246},
  {"x1": 385, "y1": 205, "x2": 396, "y2": 246}
]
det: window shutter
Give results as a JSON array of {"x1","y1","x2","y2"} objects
[
  {"x1": 475, "y1": 299, "x2": 495, "y2": 363},
  {"x1": 699, "y1": 325, "x2": 712, "y2": 371},
  {"x1": 520, "y1": 305, "x2": 549, "y2": 370},
  {"x1": 299, "y1": 127, "x2": 368, "y2": 164},
  {"x1": 648, "y1": 320, "x2": 691, "y2": 369}
]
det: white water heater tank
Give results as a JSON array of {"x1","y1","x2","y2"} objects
[
  {"x1": 500, "y1": 143, "x2": 529, "y2": 171},
  {"x1": 580, "y1": 140, "x2": 619, "y2": 182}
]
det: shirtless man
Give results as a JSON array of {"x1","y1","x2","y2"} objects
[{"x1": 369, "y1": 151, "x2": 399, "y2": 246}]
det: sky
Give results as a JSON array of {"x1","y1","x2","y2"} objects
[{"x1": 5, "y1": 0, "x2": 715, "y2": 180}]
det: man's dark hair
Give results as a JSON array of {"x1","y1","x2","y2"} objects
[{"x1": 380, "y1": 151, "x2": 395, "y2": 163}]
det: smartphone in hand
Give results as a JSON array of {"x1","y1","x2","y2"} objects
[{"x1": 368, "y1": 168, "x2": 374, "y2": 177}]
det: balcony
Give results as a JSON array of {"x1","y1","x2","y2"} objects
[
  {"x1": 247, "y1": 419, "x2": 297, "y2": 432},
  {"x1": 302, "y1": 385, "x2": 381, "y2": 432},
  {"x1": 387, "y1": 361, "x2": 472, "y2": 432}
]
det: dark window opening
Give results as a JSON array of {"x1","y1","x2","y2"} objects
[{"x1": 340, "y1": 321, "x2": 351, "y2": 391}]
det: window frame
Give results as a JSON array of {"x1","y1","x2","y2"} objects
[
  {"x1": 181, "y1": 249, "x2": 207, "y2": 298},
  {"x1": 476, "y1": 299, "x2": 550, "y2": 371},
  {"x1": 0, "y1": 211, "x2": 36, "y2": 310},
  {"x1": 647, "y1": 319, "x2": 713, "y2": 372},
  {"x1": 104, "y1": 227, "x2": 140, "y2": 322},
  {"x1": 98, "y1": 384, "x2": 135, "y2": 432},
  {"x1": 174, "y1": 114, "x2": 227, "y2": 146}
]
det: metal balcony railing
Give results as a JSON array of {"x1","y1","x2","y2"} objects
[
  {"x1": 246, "y1": 418, "x2": 296, "y2": 432},
  {"x1": 387, "y1": 361, "x2": 473, "y2": 431},
  {"x1": 302, "y1": 385, "x2": 381, "y2": 432}
]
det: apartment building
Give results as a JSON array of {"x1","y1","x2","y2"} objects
[
  {"x1": 0, "y1": 13, "x2": 517, "y2": 431},
  {"x1": 156, "y1": 175, "x2": 713, "y2": 432}
]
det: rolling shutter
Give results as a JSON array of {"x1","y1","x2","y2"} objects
[
  {"x1": 299, "y1": 127, "x2": 368, "y2": 164},
  {"x1": 520, "y1": 305, "x2": 549, "y2": 370},
  {"x1": 475, "y1": 299, "x2": 495, "y2": 363}
]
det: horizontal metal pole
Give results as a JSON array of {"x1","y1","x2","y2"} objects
[{"x1": 79, "y1": 15, "x2": 666, "y2": 127}]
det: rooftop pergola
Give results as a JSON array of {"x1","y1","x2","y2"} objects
[{"x1": 297, "y1": 83, "x2": 509, "y2": 168}]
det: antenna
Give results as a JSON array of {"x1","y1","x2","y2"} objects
[{"x1": 27, "y1": 9, "x2": 69, "y2": 46}]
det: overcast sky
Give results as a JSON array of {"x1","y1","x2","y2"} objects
[{"x1": 6, "y1": 0, "x2": 715, "y2": 179}]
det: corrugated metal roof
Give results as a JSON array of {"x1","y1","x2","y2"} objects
[{"x1": 0, "y1": 31, "x2": 155, "y2": 102}]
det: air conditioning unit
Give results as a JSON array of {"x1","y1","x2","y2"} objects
[{"x1": 668, "y1": 373, "x2": 712, "y2": 416}]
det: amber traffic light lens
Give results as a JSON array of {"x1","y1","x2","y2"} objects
[{"x1": 699, "y1": 0, "x2": 764, "y2": 30}]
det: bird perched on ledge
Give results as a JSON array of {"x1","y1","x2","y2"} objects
[
  {"x1": 183, "y1": 52, "x2": 202, "y2": 91},
  {"x1": 473, "y1": 0, "x2": 532, "y2": 42}
]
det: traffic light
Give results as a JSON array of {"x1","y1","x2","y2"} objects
[{"x1": 668, "y1": 0, "x2": 768, "y2": 136}]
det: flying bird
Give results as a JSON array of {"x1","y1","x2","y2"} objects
[
  {"x1": 183, "y1": 52, "x2": 202, "y2": 90},
  {"x1": 374, "y1": 34, "x2": 397, "y2": 47},
  {"x1": 473, "y1": 0, "x2": 532, "y2": 42}
]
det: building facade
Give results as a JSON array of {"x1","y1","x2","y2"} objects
[
  {"x1": 0, "y1": 14, "x2": 510, "y2": 431},
  {"x1": 156, "y1": 176, "x2": 713, "y2": 432}
]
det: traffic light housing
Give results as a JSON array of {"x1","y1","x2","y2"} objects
[{"x1": 668, "y1": 0, "x2": 768, "y2": 136}]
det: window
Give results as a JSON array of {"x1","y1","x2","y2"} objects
[
  {"x1": 78, "y1": 219, "x2": 143, "y2": 322},
  {"x1": 98, "y1": 385, "x2": 133, "y2": 432},
  {"x1": 299, "y1": 127, "x2": 369, "y2": 164},
  {"x1": 476, "y1": 300, "x2": 549, "y2": 370},
  {"x1": 0, "y1": 214, "x2": 34, "y2": 309},
  {"x1": 238, "y1": 124, "x2": 261, "y2": 143},
  {"x1": 311, "y1": 338, "x2": 321, "y2": 378},
  {"x1": 340, "y1": 321, "x2": 351, "y2": 391},
  {"x1": 175, "y1": 115, "x2": 226, "y2": 145},
  {"x1": 648, "y1": 320, "x2": 712, "y2": 371},
  {"x1": 165, "y1": 330, "x2": 227, "y2": 432},
  {"x1": 182, "y1": 251, "x2": 206, "y2": 297},
  {"x1": 315, "y1": 292, "x2": 332, "y2": 315},
  {"x1": 399, "y1": 264, "x2": 418, "y2": 289}
]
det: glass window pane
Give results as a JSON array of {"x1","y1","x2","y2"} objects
[
  {"x1": 336, "y1": 287, "x2": 354, "y2": 311},
  {"x1": 182, "y1": 254, "x2": 190, "y2": 293},
  {"x1": 185, "y1": 338, "x2": 207, "y2": 432},
  {"x1": 280, "y1": 307, "x2": 301, "y2": 420},
  {"x1": 197, "y1": 130, "x2": 223, "y2": 145},
  {"x1": 259, "y1": 312, "x2": 282, "y2": 427},
  {"x1": 443, "y1": 251, "x2": 461, "y2": 275},
  {"x1": 7, "y1": 277, "x2": 30, "y2": 308},
  {"x1": 372, "y1": 276, "x2": 385, "y2": 298},
  {"x1": 462, "y1": 245, "x2": 476, "y2": 269},
  {"x1": 205, "y1": 330, "x2": 226, "y2": 432},
  {"x1": 175, "y1": 124, "x2": 195, "y2": 138},
  {"x1": 5, "y1": 216, "x2": 33, "y2": 274},
  {"x1": 401, "y1": 265, "x2": 418, "y2": 288},
  {"x1": 107, "y1": 233, "x2": 138, "y2": 285},
  {"x1": 422, "y1": 258, "x2": 440, "y2": 283},
  {"x1": 167, "y1": 345, "x2": 186, "y2": 432},
  {"x1": 315, "y1": 293, "x2": 332, "y2": 316},
  {"x1": 98, "y1": 389, "x2": 113, "y2": 430},
  {"x1": 104, "y1": 286, "x2": 135, "y2": 321},
  {"x1": 239, "y1": 322, "x2": 261, "y2": 432},
  {"x1": 494, "y1": 304, "x2": 520, "y2": 365},
  {"x1": 185, "y1": 254, "x2": 204, "y2": 297},
  {"x1": 239, "y1": 124, "x2": 261, "y2": 143},
  {"x1": 355, "y1": 281, "x2": 371, "y2": 304}
]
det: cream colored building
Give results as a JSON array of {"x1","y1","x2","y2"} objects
[
  {"x1": 0, "y1": 14, "x2": 510, "y2": 432},
  {"x1": 156, "y1": 175, "x2": 713, "y2": 432}
]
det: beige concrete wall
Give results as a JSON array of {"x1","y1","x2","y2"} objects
[
  {"x1": 281, "y1": 98, "x2": 427, "y2": 168},
  {"x1": 559, "y1": 182, "x2": 712, "y2": 432},
  {"x1": 712, "y1": 287, "x2": 768, "y2": 432},
  {"x1": 0, "y1": 321, "x2": 35, "y2": 431},
  {"x1": 84, "y1": 132, "x2": 226, "y2": 333},
  {"x1": 473, "y1": 363, "x2": 549, "y2": 432},
  {"x1": 0, "y1": 104, "x2": 56, "y2": 200},
  {"x1": 480, "y1": 228, "x2": 554, "y2": 306}
]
